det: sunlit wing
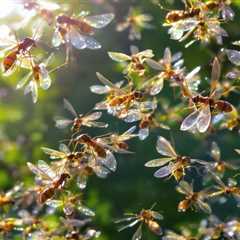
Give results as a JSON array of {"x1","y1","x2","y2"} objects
[
  {"x1": 42, "y1": 147, "x2": 65, "y2": 159},
  {"x1": 84, "y1": 13, "x2": 114, "y2": 28},
  {"x1": 138, "y1": 128, "x2": 149, "y2": 141},
  {"x1": 0, "y1": 25, "x2": 17, "y2": 47},
  {"x1": 55, "y1": 118, "x2": 73, "y2": 129},
  {"x1": 145, "y1": 158, "x2": 174, "y2": 167},
  {"x1": 132, "y1": 224, "x2": 142, "y2": 240},
  {"x1": 176, "y1": 180, "x2": 193, "y2": 195},
  {"x1": 153, "y1": 165, "x2": 171, "y2": 178},
  {"x1": 68, "y1": 27, "x2": 87, "y2": 49},
  {"x1": 145, "y1": 58, "x2": 163, "y2": 70},
  {"x1": 52, "y1": 29, "x2": 63, "y2": 47},
  {"x1": 108, "y1": 52, "x2": 131, "y2": 63},
  {"x1": 163, "y1": 47, "x2": 172, "y2": 66},
  {"x1": 82, "y1": 35, "x2": 101, "y2": 49},
  {"x1": 39, "y1": 64, "x2": 51, "y2": 90},
  {"x1": 210, "y1": 57, "x2": 221, "y2": 93},
  {"x1": 78, "y1": 205, "x2": 95, "y2": 217},
  {"x1": 27, "y1": 161, "x2": 52, "y2": 181},
  {"x1": 46, "y1": 199, "x2": 63, "y2": 209},
  {"x1": 24, "y1": 80, "x2": 38, "y2": 103},
  {"x1": 156, "y1": 136, "x2": 177, "y2": 157},
  {"x1": 100, "y1": 150, "x2": 117, "y2": 172},
  {"x1": 90, "y1": 85, "x2": 110, "y2": 94},
  {"x1": 197, "y1": 105, "x2": 211, "y2": 133},
  {"x1": 151, "y1": 211, "x2": 164, "y2": 220},
  {"x1": 37, "y1": 160, "x2": 57, "y2": 180},
  {"x1": 77, "y1": 175, "x2": 88, "y2": 189},
  {"x1": 114, "y1": 216, "x2": 138, "y2": 224},
  {"x1": 118, "y1": 219, "x2": 141, "y2": 232},
  {"x1": 211, "y1": 142, "x2": 221, "y2": 162},
  {"x1": 84, "y1": 112, "x2": 102, "y2": 121},
  {"x1": 16, "y1": 72, "x2": 32, "y2": 89},
  {"x1": 180, "y1": 110, "x2": 199, "y2": 131},
  {"x1": 196, "y1": 199, "x2": 212, "y2": 214}
]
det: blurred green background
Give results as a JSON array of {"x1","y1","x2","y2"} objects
[{"x1": 1, "y1": 0, "x2": 240, "y2": 239}]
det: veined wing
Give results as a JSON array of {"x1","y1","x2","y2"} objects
[
  {"x1": 84, "y1": 13, "x2": 114, "y2": 28},
  {"x1": 132, "y1": 224, "x2": 142, "y2": 240},
  {"x1": 156, "y1": 136, "x2": 177, "y2": 157},
  {"x1": 154, "y1": 165, "x2": 171, "y2": 178},
  {"x1": 82, "y1": 35, "x2": 101, "y2": 49},
  {"x1": 42, "y1": 147, "x2": 66, "y2": 159},
  {"x1": 68, "y1": 27, "x2": 87, "y2": 49},
  {"x1": 197, "y1": 105, "x2": 211, "y2": 133},
  {"x1": 180, "y1": 110, "x2": 199, "y2": 131},
  {"x1": 118, "y1": 219, "x2": 141, "y2": 232},
  {"x1": 64, "y1": 98, "x2": 78, "y2": 117},
  {"x1": 145, "y1": 158, "x2": 174, "y2": 167}
]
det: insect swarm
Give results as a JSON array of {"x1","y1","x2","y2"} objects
[{"x1": 0, "y1": 0, "x2": 240, "y2": 240}]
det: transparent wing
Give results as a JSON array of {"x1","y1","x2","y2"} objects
[
  {"x1": 41, "y1": 147, "x2": 65, "y2": 159},
  {"x1": 196, "y1": 200, "x2": 212, "y2": 214},
  {"x1": 68, "y1": 28, "x2": 87, "y2": 49},
  {"x1": 24, "y1": 80, "x2": 38, "y2": 103},
  {"x1": 64, "y1": 98, "x2": 78, "y2": 117},
  {"x1": 39, "y1": 63, "x2": 51, "y2": 90},
  {"x1": 108, "y1": 52, "x2": 131, "y2": 62},
  {"x1": 197, "y1": 105, "x2": 211, "y2": 133},
  {"x1": 82, "y1": 35, "x2": 101, "y2": 49},
  {"x1": 180, "y1": 110, "x2": 199, "y2": 131},
  {"x1": 153, "y1": 165, "x2": 171, "y2": 178},
  {"x1": 52, "y1": 29, "x2": 62, "y2": 47},
  {"x1": 90, "y1": 85, "x2": 110, "y2": 94},
  {"x1": 163, "y1": 47, "x2": 171, "y2": 66},
  {"x1": 84, "y1": 112, "x2": 102, "y2": 121},
  {"x1": 37, "y1": 160, "x2": 57, "y2": 179},
  {"x1": 156, "y1": 136, "x2": 177, "y2": 157},
  {"x1": 118, "y1": 219, "x2": 141, "y2": 232},
  {"x1": 55, "y1": 118, "x2": 73, "y2": 129},
  {"x1": 176, "y1": 181, "x2": 193, "y2": 195},
  {"x1": 16, "y1": 72, "x2": 32, "y2": 89},
  {"x1": 145, "y1": 158, "x2": 174, "y2": 167},
  {"x1": 132, "y1": 224, "x2": 142, "y2": 240},
  {"x1": 84, "y1": 13, "x2": 114, "y2": 28}
]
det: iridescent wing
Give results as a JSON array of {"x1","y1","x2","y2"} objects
[
  {"x1": 210, "y1": 57, "x2": 221, "y2": 95},
  {"x1": 156, "y1": 136, "x2": 177, "y2": 157},
  {"x1": 84, "y1": 13, "x2": 114, "y2": 28},
  {"x1": 82, "y1": 35, "x2": 101, "y2": 49},
  {"x1": 154, "y1": 165, "x2": 171, "y2": 178}
]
